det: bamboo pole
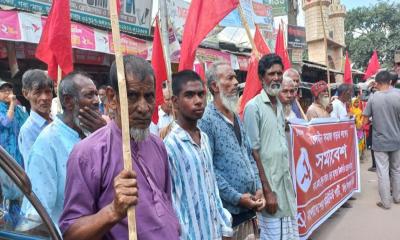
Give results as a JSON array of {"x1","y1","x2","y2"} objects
[
  {"x1": 56, "y1": 66, "x2": 62, "y2": 115},
  {"x1": 295, "y1": 99, "x2": 308, "y2": 121},
  {"x1": 319, "y1": 0, "x2": 331, "y2": 98},
  {"x1": 237, "y1": 5, "x2": 259, "y2": 58},
  {"x1": 159, "y1": 0, "x2": 176, "y2": 120},
  {"x1": 109, "y1": 0, "x2": 137, "y2": 239}
]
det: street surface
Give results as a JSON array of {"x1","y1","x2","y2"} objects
[{"x1": 310, "y1": 150, "x2": 400, "y2": 240}]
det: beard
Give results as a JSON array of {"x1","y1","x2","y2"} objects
[
  {"x1": 130, "y1": 128, "x2": 150, "y2": 142},
  {"x1": 318, "y1": 95, "x2": 330, "y2": 108},
  {"x1": 73, "y1": 106, "x2": 91, "y2": 137},
  {"x1": 220, "y1": 90, "x2": 239, "y2": 113},
  {"x1": 262, "y1": 82, "x2": 281, "y2": 97}
]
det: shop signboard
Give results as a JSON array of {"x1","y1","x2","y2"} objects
[{"x1": 0, "y1": 0, "x2": 153, "y2": 35}]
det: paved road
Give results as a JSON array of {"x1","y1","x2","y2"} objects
[{"x1": 309, "y1": 150, "x2": 400, "y2": 240}]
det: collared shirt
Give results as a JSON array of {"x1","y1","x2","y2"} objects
[
  {"x1": 164, "y1": 122, "x2": 233, "y2": 240},
  {"x1": 59, "y1": 121, "x2": 179, "y2": 240},
  {"x1": 22, "y1": 116, "x2": 80, "y2": 225},
  {"x1": 18, "y1": 111, "x2": 50, "y2": 166},
  {"x1": 198, "y1": 102, "x2": 261, "y2": 215},
  {"x1": 0, "y1": 102, "x2": 28, "y2": 168},
  {"x1": 306, "y1": 102, "x2": 330, "y2": 120},
  {"x1": 331, "y1": 98, "x2": 348, "y2": 119},
  {"x1": 243, "y1": 90, "x2": 297, "y2": 219}
]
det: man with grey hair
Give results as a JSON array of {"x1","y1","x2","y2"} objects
[
  {"x1": 283, "y1": 68, "x2": 304, "y2": 119},
  {"x1": 18, "y1": 69, "x2": 54, "y2": 166},
  {"x1": 199, "y1": 61, "x2": 265, "y2": 239},
  {"x1": 59, "y1": 55, "x2": 180, "y2": 240},
  {"x1": 22, "y1": 71, "x2": 105, "y2": 227},
  {"x1": 278, "y1": 77, "x2": 297, "y2": 120}
]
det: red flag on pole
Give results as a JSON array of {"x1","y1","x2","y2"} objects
[
  {"x1": 275, "y1": 24, "x2": 291, "y2": 70},
  {"x1": 254, "y1": 25, "x2": 271, "y2": 55},
  {"x1": 151, "y1": 17, "x2": 167, "y2": 124},
  {"x1": 363, "y1": 50, "x2": 380, "y2": 80},
  {"x1": 116, "y1": 0, "x2": 121, "y2": 15},
  {"x1": 35, "y1": 0, "x2": 73, "y2": 81},
  {"x1": 178, "y1": 0, "x2": 239, "y2": 71},
  {"x1": 344, "y1": 51, "x2": 353, "y2": 84},
  {"x1": 239, "y1": 55, "x2": 261, "y2": 118},
  {"x1": 194, "y1": 61, "x2": 206, "y2": 83}
]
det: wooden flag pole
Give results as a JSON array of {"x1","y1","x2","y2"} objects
[
  {"x1": 295, "y1": 99, "x2": 308, "y2": 121},
  {"x1": 319, "y1": 0, "x2": 331, "y2": 98},
  {"x1": 237, "y1": 5, "x2": 259, "y2": 58},
  {"x1": 56, "y1": 66, "x2": 62, "y2": 115},
  {"x1": 159, "y1": 0, "x2": 175, "y2": 120},
  {"x1": 109, "y1": 1, "x2": 137, "y2": 240}
]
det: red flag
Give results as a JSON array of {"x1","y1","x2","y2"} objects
[
  {"x1": 35, "y1": 0, "x2": 73, "y2": 81},
  {"x1": 254, "y1": 25, "x2": 271, "y2": 55},
  {"x1": 178, "y1": 0, "x2": 239, "y2": 71},
  {"x1": 151, "y1": 17, "x2": 167, "y2": 124},
  {"x1": 194, "y1": 62, "x2": 206, "y2": 83},
  {"x1": 116, "y1": 0, "x2": 121, "y2": 15},
  {"x1": 275, "y1": 24, "x2": 291, "y2": 70},
  {"x1": 363, "y1": 50, "x2": 380, "y2": 80},
  {"x1": 344, "y1": 51, "x2": 353, "y2": 84},
  {"x1": 239, "y1": 55, "x2": 261, "y2": 118}
]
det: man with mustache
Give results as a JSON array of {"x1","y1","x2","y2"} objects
[
  {"x1": 198, "y1": 61, "x2": 264, "y2": 239},
  {"x1": 283, "y1": 68, "x2": 304, "y2": 119},
  {"x1": 59, "y1": 55, "x2": 179, "y2": 240},
  {"x1": 18, "y1": 69, "x2": 53, "y2": 167},
  {"x1": 306, "y1": 80, "x2": 332, "y2": 120},
  {"x1": 22, "y1": 72, "x2": 105, "y2": 227},
  {"x1": 243, "y1": 54, "x2": 298, "y2": 240},
  {"x1": 164, "y1": 70, "x2": 233, "y2": 239}
]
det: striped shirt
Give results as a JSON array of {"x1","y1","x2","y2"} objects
[{"x1": 164, "y1": 122, "x2": 233, "y2": 240}]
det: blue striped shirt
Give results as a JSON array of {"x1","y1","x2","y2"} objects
[{"x1": 164, "y1": 122, "x2": 233, "y2": 240}]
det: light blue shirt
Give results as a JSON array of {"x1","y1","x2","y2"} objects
[
  {"x1": 198, "y1": 102, "x2": 261, "y2": 215},
  {"x1": 18, "y1": 111, "x2": 49, "y2": 167},
  {"x1": 23, "y1": 116, "x2": 80, "y2": 225},
  {"x1": 164, "y1": 122, "x2": 233, "y2": 240}
]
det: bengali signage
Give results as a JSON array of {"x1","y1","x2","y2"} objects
[
  {"x1": 290, "y1": 120, "x2": 360, "y2": 240},
  {"x1": 0, "y1": 10, "x2": 149, "y2": 58},
  {"x1": 288, "y1": 25, "x2": 306, "y2": 49},
  {"x1": 220, "y1": 0, "x2": 273, "y2": 29},
  {"x1": 263, "y1": 0, "x2": 288, "y2": 16},
  {"x1": 0, "y1": 0, "x2": 153, "y2": 35}
]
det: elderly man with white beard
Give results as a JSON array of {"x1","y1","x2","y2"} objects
[
  {"x1": 59, "y1": 55, "x2": 180, "y2": 240},
  {"x1": 22, "y1": 72, "x2": 106, "y2": 227},
  {"x1": 198, "y1": 61, "x2": 265, "y2": 240},
  {"x1": 279, "y1": 77, "x2": 297, "y2": 121},
  {"x1": 243, "y1": 54, "x2": 299, "y2": 240}
]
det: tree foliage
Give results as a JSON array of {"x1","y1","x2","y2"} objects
[{"x1": 345, "y1": 1, "x2": 400, "y2": 70}]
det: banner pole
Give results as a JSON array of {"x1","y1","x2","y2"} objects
[
  {"x1": 109, "y1": 1, "x2": 137, "y2": 240},
  {"x1": 319, "y1": 0, "x2": 331, "y2": 98}
]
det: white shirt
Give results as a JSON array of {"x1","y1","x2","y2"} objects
[
  {"x1": 150, "y1": 108, "x2": 173, "y2": 136},
  {"x1": 330, "y1": 98, "x2": 347, "y2": 119}
]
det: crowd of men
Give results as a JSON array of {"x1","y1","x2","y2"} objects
[{"x1": 0, "y1": 52, "x2": 399, "y2": 240}]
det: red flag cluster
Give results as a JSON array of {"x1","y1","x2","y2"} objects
[
  {"x1": 178, "y1": 0, "x2": 240, "y2": 71},
  {"x1": 36, "y1": 0, "x2": 73, "y2": 81},
  {"x1": 275, "y1": 24, "x2": 291, "y2": 70}
]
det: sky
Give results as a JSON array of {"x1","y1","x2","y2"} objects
[{"x1": 341, "y1": 0, "x2": 385, "y2": 9}]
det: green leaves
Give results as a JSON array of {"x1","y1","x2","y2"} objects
[{"x1": 345, "y1": 1, "x2": 400, "y2": 69}]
